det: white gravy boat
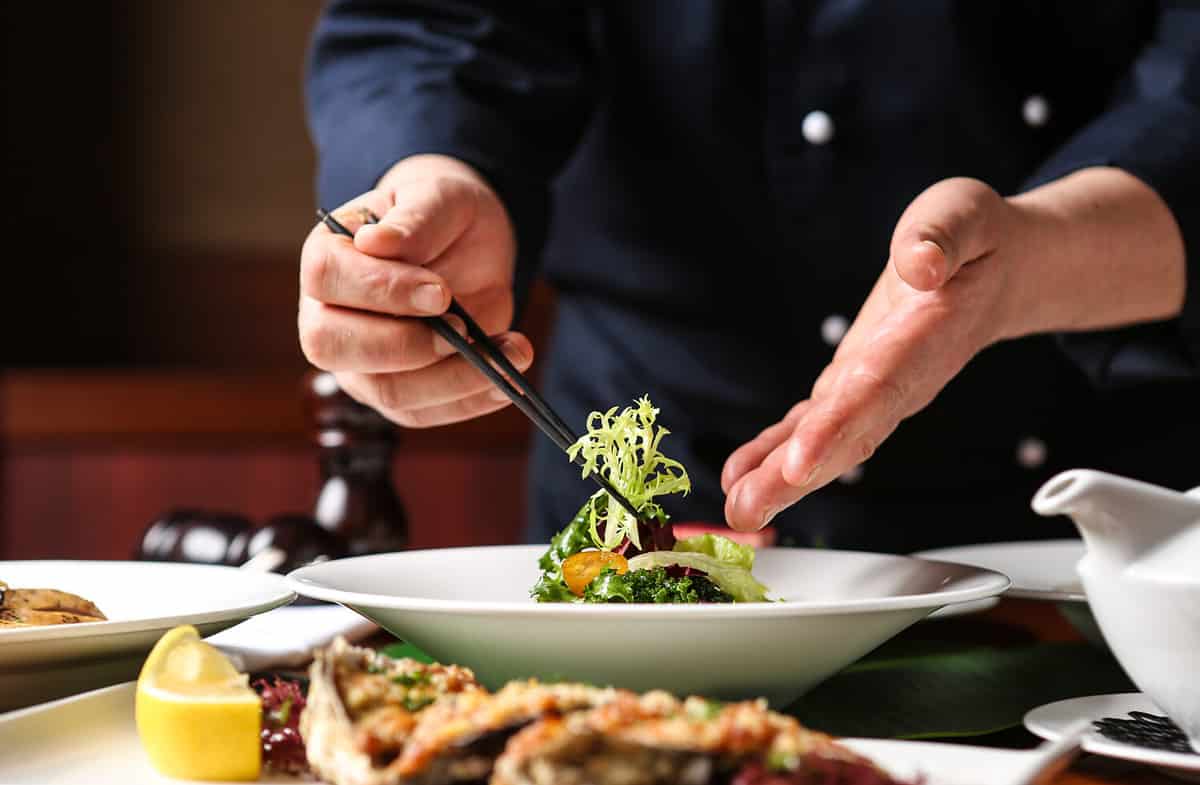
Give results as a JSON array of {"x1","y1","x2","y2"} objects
[{"x1": 1032, "y1": 469, "x2": 1200, "y2": 751}]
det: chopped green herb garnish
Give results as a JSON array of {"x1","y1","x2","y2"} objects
[
  {"x1": 391, "y1": 670, "x2": 430, "y2": 686},
  {"x1": 686, "y1": 699, "x2": 724, "y2": 721},
  {"x1": 402, "y1": 695, "x2": 436, "y2": 712},
  {"x1": 766, "y1": 749, "x2": 799, "y2": 771}
]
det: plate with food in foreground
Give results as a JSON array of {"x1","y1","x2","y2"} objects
[
  {"x1": 0, "y1": 561, "x2": 294, "y2": 709},
  {"x1": 0, "y1": 636, "x2": 1062, "y2": 785},
  {"x1": 292, "y1": 397, "x2": 1008, "y2": 706}
]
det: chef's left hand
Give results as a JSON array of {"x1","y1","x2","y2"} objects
[{"x1": 721, "y1": 167, "x2": 1188, "y2": 532}]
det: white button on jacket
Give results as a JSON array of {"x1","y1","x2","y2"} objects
[
  {"x1": 1022, "y1": 95, "x2": 1050, "y2": 128},
  {"x1": 1017, "y1": 437, "x2": 1048, "y2": 469},
  {"x1": 802, "y1": 110, "x2": 835, "y2": 144},
  {"x1": 821, "y1": 314, "x2": 849, "y2": 346}
]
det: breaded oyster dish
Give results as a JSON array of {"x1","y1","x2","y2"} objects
[{"x1": 301, "y1": 639, "x2": 906, "y2": 785}]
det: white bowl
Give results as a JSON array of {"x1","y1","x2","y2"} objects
[{"x1": 288, "y1": 546, "x2": 1008, "y2": 707}]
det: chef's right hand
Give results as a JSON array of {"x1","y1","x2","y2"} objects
[{"x1": 298, "y1": 154, "x2": 533, "y2": 427}]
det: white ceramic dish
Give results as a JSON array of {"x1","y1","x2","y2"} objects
[
  {"x1": 913, "y1": 540, "x2": 1086, "y2": 602},
  {"x1": 911, "y1": 540, "x2": 1103, "y2": 642},
  {"x1": 1032, "y1": 470, "x2": 1200, "y2": 750},
  {"x1": 1025, "y1": 693, "x2": 1200, "y2": 777},
  {"x1": 0, "y1": 680, "x2": 1063, "y2": 785},
  {"x1": 0, "y1": 561, "x2": 294, "y2": 709},
  {"x1": 288, "y1": 545, "x2": 1008, "y2": 706}
]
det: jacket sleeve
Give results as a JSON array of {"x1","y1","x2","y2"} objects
[
  {"x1": 305, "y1": 0, "x2": 596, "y2": 307},
  {"x1": 1021, "y1": 1, "x2": 1200, "y2": 388}
]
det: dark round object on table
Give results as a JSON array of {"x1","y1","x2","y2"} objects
[
  {"x1": 226, "y1": 514, "x2": 348, "y2": 575},
  {"x1": 137, "y1": 509, "x2": 253, "y2": 565}
]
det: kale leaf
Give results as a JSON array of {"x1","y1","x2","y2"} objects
[
  {"x1": 582, "y1": 567, "x2": 733, "y2": 604},
  {"x1": 536, "y1": 502, "x2": 593, "y2": 580},
  {"x1": 530, "y1": 573, "x2": 577, "y2": 603}
]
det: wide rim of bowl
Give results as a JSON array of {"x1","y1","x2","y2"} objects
[
  {"x1": 912, "y1": 539, "x2": 1088, "y2": 603},
  {"x1": 287, "y1": 545, "x2": 1011, "y2": 619},
  {"x1": 0, "y1": 560, "x2": 296, "y2": 644}
]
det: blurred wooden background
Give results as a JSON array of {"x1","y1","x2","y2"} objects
[{"x1": 1, "y1": 1, "x2": 543, "y2": 558}]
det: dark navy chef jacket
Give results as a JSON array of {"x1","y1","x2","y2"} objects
[{"x1": 308, "y1": 1, "x2": 1200, "y2": 552}]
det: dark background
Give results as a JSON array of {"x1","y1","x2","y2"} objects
[
  {"x1": 5, "y1": 0, "x2": 323, "y2": 369},
  {"x1": 1, "y1": 2, "x2": 546, "y2": 559}
]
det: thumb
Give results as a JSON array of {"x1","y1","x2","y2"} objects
[
  {"x1": 355, "y1": 176, "x2": 478, "y2": 265},
  {"x1": 890, "y1": 177, "x2": 1007, "y2": 291}
]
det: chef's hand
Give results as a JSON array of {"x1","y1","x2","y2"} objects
[
  {"x1": 722, "y1": 169, "x2": 1186, "y2": 531},
  {"x1": 298, "y1": 154, "x2": 533, "y2": 427}
]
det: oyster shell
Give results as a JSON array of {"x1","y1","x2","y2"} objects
[
  {"x1": 301, "y1": 637, "x2": 482, "y2": 785},
  {"x1": 301, "y1": 638, "x2": 616, "y2": 785}
]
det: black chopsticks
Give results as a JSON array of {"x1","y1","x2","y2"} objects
[{"x1": 315, "y1": 208, "x2": 645, "y2": 522}]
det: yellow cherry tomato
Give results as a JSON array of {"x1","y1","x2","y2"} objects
[{"x1": 562, "y1": 551, "x2": 629, "y2": 596}]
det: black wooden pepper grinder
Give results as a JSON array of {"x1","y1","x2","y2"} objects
[{"x1": 305, "y1": 371, "x2": 409, "y2": 555}]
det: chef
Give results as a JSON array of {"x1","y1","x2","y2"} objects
[{"x1": 299, "y1": 2, "x2": 1199, "y2": 552}]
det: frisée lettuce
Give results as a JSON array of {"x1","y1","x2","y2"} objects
[
  {"x1": 566, "y1": 396, "x2": 690, "y2": 552},
  {"x1": 532, "y1": 396, "x2": 771, "y2": 604}
]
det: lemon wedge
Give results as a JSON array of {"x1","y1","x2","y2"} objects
[{"x1": 135, "y1": 625, "x2": 261, "y2": 781}]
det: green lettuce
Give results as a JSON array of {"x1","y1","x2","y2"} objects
[
  {"x1": 673, "y1": 533, "x2": 755, "y2": 570},
  {"x1": 536, "y1": 502, "x2": 593, "y2": 582},
  {"x1": 628, "y1": 541, "x2": 770, "y2": 603}
]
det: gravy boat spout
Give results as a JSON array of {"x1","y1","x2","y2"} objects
[
  {"x1": 1033, "y1": 468, "x2": 1200, "y2": 752},
  {"x1": 1031, "y1": 469, "x2": 1200, "y2": 568}
]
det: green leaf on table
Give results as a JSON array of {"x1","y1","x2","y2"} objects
[
  {"x1": 380, "y1": 641, "x2": 436, "y2": 665},
  {"x1": 786, "y1": 641, "x2": 1135, "y2": 739}
]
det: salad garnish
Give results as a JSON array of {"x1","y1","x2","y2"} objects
[
  {"x1": 533, "y1": 396, "x2": 771, "y2": 604},
  {"x1": 566, "y1": 395, "x2": 691, "y2": 551}
]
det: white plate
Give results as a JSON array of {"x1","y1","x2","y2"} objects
[
  {"x1": 0, "y1": 561, "x2": 294, "y2": 710},
  {"x1": 0, "y1": 680, "x2": 1063, "y2": 785},
  {"x1": 1025, "y1": 693, "x2": 1200, "y2": 777},
  {"x1": 913, "y1": 539, "x2": 1086, "y2": 602},
  {"x1": 911, "y1": 540, "x2": 1105, "y2": 642},
  {"x1": 287, "y1": 545, "x2": 1009, "y2": 707}
]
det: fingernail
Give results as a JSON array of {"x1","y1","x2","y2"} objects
[
  {"x1": 499, "y1": 336, "x2": 528, "y2": 366},
  {"x1": 918, "y1": 240, "x2": 946, "y2": 283},
  {"x1": 412, "y1": 283, "x2": 446, "y2": 315},
  {"x1": 432, "y1": 315, "x2": 466, "y2": 357},
  {"x1": 760, "y1": 505, "x2": 783, "y2": 531},
  {"x1": 726, "y1": 485, "x2": 743, "y2": 525},
  {"x1": 490, "y1": 386, "x2": 513, "y2": 403}
]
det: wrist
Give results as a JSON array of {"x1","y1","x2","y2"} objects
[
  {"x1": 377, "y1": 153, "x2": 495, "y2": 194},
  {"x1": 990, "y1": 193, "x2": 1062, "y2": 343},
  {"x1": 995, "y1": 167, "x2": 1187, "y2": 342}
]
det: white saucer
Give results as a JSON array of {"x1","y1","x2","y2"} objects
[
  {"x1": 1025, "y1": 693, "x2": 1200, "y2": 778},
  {"x1": 912, "y1": 540, "x2": 1105, "y2": 643}
]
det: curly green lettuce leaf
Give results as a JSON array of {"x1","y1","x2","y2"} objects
[
  {"x1": 581, "y1": 566, "x2": 732, "y2": 604},
  {"x1": 566, "y1": 396, "x2": 690, "y2": 551},
  {"x1": 530, "y1": 573, "x2": 578, "y2": 603},
  {"x1": 627, "y1": 550, "x2": 770, "y2": 603}
]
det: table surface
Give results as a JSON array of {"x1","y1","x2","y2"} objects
[{"x1": 875, "y1": 598, "x2": 1182, "y2": 785}]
